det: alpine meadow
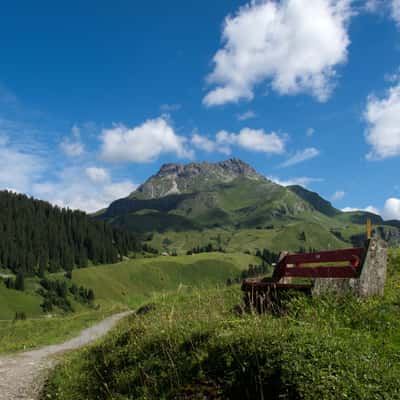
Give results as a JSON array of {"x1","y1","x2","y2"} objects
[{"x1": 1, "y1": 1, "x2": 400, "y2": 399}]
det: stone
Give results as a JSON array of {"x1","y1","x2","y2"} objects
[{"x1": 312, "y1": 237, "x2": 388, "y2": 297}]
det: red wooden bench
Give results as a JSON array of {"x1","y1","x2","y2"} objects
[{"x1": 242, "y1": 246, "x2": 367, "y2": 312}]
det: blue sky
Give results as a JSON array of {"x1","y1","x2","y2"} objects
[{"x1": 1, "y1": 0, "x2": 400, "y2": 218}]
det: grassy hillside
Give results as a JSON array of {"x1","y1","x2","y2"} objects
[
  {"x1": 43, "y1": 249, "x2": 400, "y2": 400},
  {"x1": 0, "y1": 284, "x2": 42, "y2": 320},
  {"x1": 0, "y1": 252, "x2": 256, "y2": 320},
  {"x1": 147, "y1": 221, "x2": 350, "y2": 255},
  {"x1": 288, "y1": 185, "x2": 339, "y2": 217},
  {"x1": 0, "y1": 252, "x2": 257, "y2": 353},
  {"x1": 70, "y1": 252, "x2": 259, "y2": 308}
]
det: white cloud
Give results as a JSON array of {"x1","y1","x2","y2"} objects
[
  {"x1": 306, "y1": 127, "x2": 315, "y2": 136},
  {"x1": 203, "y1": 0, "x2": 351, "y2": 106},
  {"x1": 280, "y1": 147, "x2": 320, "y2": 167},
  {"x1": 0, "y1": 138, "x2": 45, "y2": 193},
  {"x1": 103, "y1": 181, "x2": 136, "y2": 201},
  {"x1": 364, "y1": 82, "x2": 400, "y2": 159},
  {"x1": 332, "y1": 190, "x2": 345, "y2": 200},
  {"x1": 191, "y1": 133, "x2": 217, "y2": 153},
  {"x1": 100, "y1": 117, "x2": 194, "y2": 163},
  {"x1": 237, "y1": 110, "x2": 256, "y2": 121},
  {"x1": 342, "y1": 198, "x2": 400, "y2": 220},
  {"x1": 33, "y1": 166, "x2": 136, "y2": 213},
  {"x1": 60, "y1": 140, "x2": 84, "y2": 157},
  {"x1": 60, "y1": 125, "x2": 85, "y2": 157},
  {"x1": 365, "y1": 0, "x2": 400, "y2": 26},
  {"x1": 268, "y1": 175, "x2": 323, "y2": 187},
  {"x1": 216, "y1": 128, "x2": 286, "y2": 154},
  {"x1": 391, "y1": 0, "x2": 400, "y2": 24},
  {"x1": 342, "y1": 205, "x2": 380, "y2": 215},
  {"x1": 85, "y1": 167, "x2": 110, "y2": 184},
  {"x1": 364, "y1": 0, "x2": 382, "y2": 12},
  {"x1": 382, "y1": 197, "x2": 400, "y2": 220}
]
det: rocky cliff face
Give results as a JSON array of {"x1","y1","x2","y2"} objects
[{"x1": 130, "y1": 158, "x2": 266, "y2": 199}]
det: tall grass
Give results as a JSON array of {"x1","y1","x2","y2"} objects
[{"x1": 43, "y1": 250, "x2": 400, "y2": 399}]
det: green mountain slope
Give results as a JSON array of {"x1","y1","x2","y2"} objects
[
  {"x1": 99, "y1": 158, "x2": 400, "y2": 253},
  {"x1": 100, "y1": 161, "x2": 314, "y2": 233},
  {"x1": 99, "y1": 159, "x2": 317, "y2": 232},
  {"x1": 288, "y1": 185, "x2": 339, "y2": 217}
]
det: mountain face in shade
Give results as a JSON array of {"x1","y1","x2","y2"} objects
[{"x1": 288, "y1": 185, "x2": 340, "y2": 217}]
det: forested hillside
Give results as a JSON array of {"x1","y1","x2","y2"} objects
[{"x1": 0, "y1": 191, "x2": 141, "y2": 276}]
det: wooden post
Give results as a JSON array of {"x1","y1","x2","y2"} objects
[{"x1": 367, "y1": 218, "x2": 372, "y2": 240}]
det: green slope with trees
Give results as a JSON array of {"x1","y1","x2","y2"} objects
[
  {"x1": 0, "y1": 190, "x2": 141, "y2": 277},
  {"x1": 0, "y1": 251, "x2": 257, "y2": 352}
]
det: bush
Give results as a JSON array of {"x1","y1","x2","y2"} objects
[{"x1": 14, "y1": 312, "x2": 26, "y2": 321}]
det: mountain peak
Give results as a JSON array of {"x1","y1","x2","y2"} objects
[
  {"x1": 157, "y1": 158, "x2": 256, "y2": 177},
  {"x1": 131, "y1": 158, "x2": 264, "y2": 199}
]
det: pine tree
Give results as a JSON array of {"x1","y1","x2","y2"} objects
[
  {"x1": 87, "y1": 289, "x2": 95, "y2": 303},
  {"x1": 0, "y1": 191, "x2": 141, "y2": 275},
  {"x1": 15, "y1": 273, "x2": 25, "y2": 291}
]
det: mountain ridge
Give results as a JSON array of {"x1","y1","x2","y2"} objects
[
  {"x1": 97, "y1": 158, "x2": 400, "y2": 252},
  {"x1": 130, "y1": 158, "x2": 266, "y2": 200}
]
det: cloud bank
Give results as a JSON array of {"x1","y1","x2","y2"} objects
[
  {"x1": 100, "y1": 117, "x2": 194, "y2": 163},
  {"x1": 204, "y1": 0, "x2": 351, "y2": 106},
  {"x1": 365, "y1": 82, "x2": 400, "y2": 159}
]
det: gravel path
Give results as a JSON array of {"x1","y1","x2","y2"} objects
[{"x1": 0, "y1": 311, "x2": 132, "y2": 400}]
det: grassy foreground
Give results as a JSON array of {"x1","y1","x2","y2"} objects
[{"x1": 43, "y1": 250, "x2": 400, "y2": 399}]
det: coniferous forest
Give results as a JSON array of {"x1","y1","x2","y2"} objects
[{"x1": 0, "y1": 191, "x2": 141, "y2": 276}]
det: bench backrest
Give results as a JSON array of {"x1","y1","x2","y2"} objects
[{"x1": 272, "y1": 246, "x2": 366, "y2": 282}]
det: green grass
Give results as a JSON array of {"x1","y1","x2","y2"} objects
[
  {"x1": 0, "y1": 252, "x2": 256, "y2": 354},
  {"x1": 43, "y1": 249, "x2": 400, "y2": 400},
  {"x1": 0, "y1": 306, "x2": 124, "y2": 354},
  {"x1": 0, "y1": 283, "x2": 43, "y2": 320},
  {"x1": 69, "y1": 252, "x2": 259, "y2": 309},
  {"x1": 148, "y1": 221, "x2": 349, "y2": 255}
]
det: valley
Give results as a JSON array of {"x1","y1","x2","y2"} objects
[
  {"x1": 3, "y1": 1, "x2": 400, "y2": 397},
  {"x1": 0, "y1": 159, "x2": 399, "y2": 399}
]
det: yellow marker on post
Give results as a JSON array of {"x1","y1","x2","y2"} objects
[{"x1": 367, "y1": 218, "x2": 372, "y2": 240}]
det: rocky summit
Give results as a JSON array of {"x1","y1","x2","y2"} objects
[
  {"x1": 99, "y1": 158, "x2": 315, "y2": 235},
  {"x1": 130, "y1": 158, "x2": 264, "y2": 200}
]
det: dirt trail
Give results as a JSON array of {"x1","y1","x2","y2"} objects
[{"x1": 0, "y1": 311, "x2": 132, "y2": 400}]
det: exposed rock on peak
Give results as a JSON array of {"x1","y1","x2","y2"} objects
[{"x1": 130, "y1": 159, "x2": 264, "y2": 199}]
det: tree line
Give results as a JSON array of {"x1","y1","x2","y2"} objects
[
  {"x1": 186, "y1": 243, "x2": 224, "y2": 255},
  {"x1": 226, "y1": 263, "x2": 272, "y2": 286},
  {"x1": 0, "y1": 191, "x2": 142, "y2": 276},
  {"x1": 38, "y1": 278, "x2": 95, "y2": 313}
]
